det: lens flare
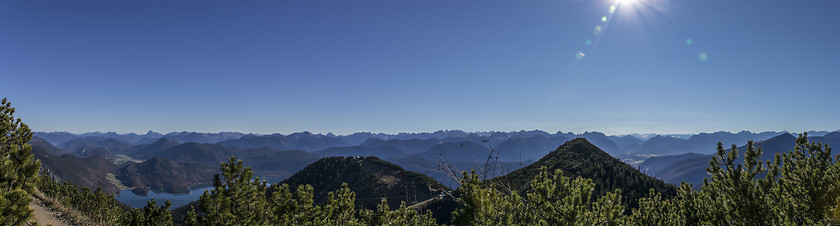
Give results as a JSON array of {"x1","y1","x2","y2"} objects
[
  {"x1": 685, "y1": 39, "x2": 693, "y2": 45},
  {"x1": 652, "y1": 0, "x2": 671, "y2": 12},
  {"x1": 609, "y1": 5, "x2": 617, "y2": 14},
  {"x1": 698, "y1": 52, "x2": 708, "y2": 61},
  {"x1": 616, "y1": 0, "x2": 636, "y2": 5},
  {"x1": 601, "y1": 16, "x2": 607, "y2": 22},
  {"x1": 585, "y1": 39, "x2": 593, "y2": 46},
  {"x1": 593, "y1": 26, "x2": 602, "y2": 35},
  {"x1": 575, "y1": 51, "x2": 586, "y2": 60}
]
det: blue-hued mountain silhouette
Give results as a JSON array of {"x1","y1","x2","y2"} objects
[
  {"x1": 29, "y1": 129, "x2": 839, "y2": 203},
  {"x1": 608, "y1": 135, "x2": 645, "y2": 152},
  {"x1": 639, "y1": 132, "x2": 840, "y2": 188},
  {"x1": 634, "y1": 131, "x2": 785, "y2": 155},
  {"x1": 58, "y1": 136, "x2": 134, "y2": 157},
  {"x1": 635, "y1": 135, "x2": 685, "y2": 154},
  {"x1": 218, "y1": 132, "x2": 351, "y2": 151},
  {"x1": 639, "y1": 152, "x2": 712, "y2": 187}
]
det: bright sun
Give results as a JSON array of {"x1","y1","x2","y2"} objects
[{"x1": 616, "y1": 0, "x2": 636, "y2": 5}]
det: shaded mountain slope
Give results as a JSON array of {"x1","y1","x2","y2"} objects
[
  {"x1": 640, "y1": 153, "x2": 712, "y2": 187},
  {"x1": 117, "y1": 157, "x2": 216, "y2": 194},
  {"x1": 282, "y1": 156, "x2": 448, "y2": 210},
  {"x1": 33, "y1": 132, "x2": 80, "y2": 145},
  {"x1": 128, "y1": 138, "x2": 181, "y2": 158},
  {"x1": 414, "y1": 141, "x2": 491, "y2": 163},
  {"x1": 35, "y1": 151, "x2": 120, "y2": 193},
  {"x1": 360, "y1": 138, "x2": 443, "y2": 154},
  {"x1": 30, "y1": 137, "x2": 66, "y2": 156},
  {"x1": 490, "y1": 138, "x2": 676, "y2": 208},
  {"x1": 157, "y1": 131, "x2": 246, "y2": 144},
  {"x1": 743, "y1": 133, "x2": 797, "y2": 162},
  {"x1": 609, "y1": 135, "x2": 645, "y2": 152},
  {"x1": 58, "y1": 136, "x2": 134, "y2": 157},
  {"x1": 232, "y1": 147, "x2": 320, "y2": 182},
  {"x1": 634, "y1": 135, "x2": 684, "y2": 154},
  {"x1": 575, "y1": 132, "x2": 623, "y2": 155},
  {"x1": 142, "y1": 142, "x2": 230, "y2": 166},
  {"x1": 218, "y1": 134, "x2": 293, "y2": 150},
  {"x1": 219, "y1": 132, "x2": 350, "y2": 152},
  {"x1": 494, "y1": 135, "x2": 571, "y2": 162}
]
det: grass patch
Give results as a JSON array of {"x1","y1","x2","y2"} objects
[
  {"x1": 106, "y1": 173, "x2": 134, "y2": 191},
  {"x1": 32, "y1": 190, "x2": 102, "y2": 226}
]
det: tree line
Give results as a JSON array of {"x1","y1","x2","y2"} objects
[{"x1": 453, "y1": 134, "x2": 840, "y2": 225}]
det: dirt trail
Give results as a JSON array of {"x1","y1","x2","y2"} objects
[{"x1": 29, "y1": 195, "x2": 72, "y2": 226}]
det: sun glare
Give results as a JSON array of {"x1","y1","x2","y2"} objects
[{"x1": 616, "y1": 0, "x2": 636, "y2": 5}]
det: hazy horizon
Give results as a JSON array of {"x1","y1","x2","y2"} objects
[{"x1": 32, "y1": 128, "x2": 837, "y2": 138}]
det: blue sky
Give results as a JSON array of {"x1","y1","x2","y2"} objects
[{"x1": 2, "y1": 0, "x2": 839, "y2": 135}]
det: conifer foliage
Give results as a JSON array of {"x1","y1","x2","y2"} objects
[
  {"x1": 197, "y1": 156, "x2": 272, "y2": 224},
  {"x1": 628, "y1": 133, "x2": 840, "y2": 225},
  {"x1": 453, "y1": 167, "x2": 628, "y2": 225},
  {"x1": 123, "y1": 199, "x2": 174, "y2": 225},
  {"x1": 0, "y1": 98, "x2": 40, "y2": 225},
  {"x1": 188, "y1": 156, "x2": 438, "y2": 225}
]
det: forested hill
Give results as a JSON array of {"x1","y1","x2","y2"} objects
[
  {"x1": 281, "y1": 156, "x2": 448, "y2": 210},
  {"x1": 491, "y1": 138, "x2": 677, "y2": 208}
]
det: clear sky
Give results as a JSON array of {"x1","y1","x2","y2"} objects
[{"x1": 2, "y1": 0, "x2": 839, "y2": 135}]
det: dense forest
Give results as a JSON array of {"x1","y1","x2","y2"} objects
[{"x1": 3, "y1": 97, "x2": 840, "y2": 225}]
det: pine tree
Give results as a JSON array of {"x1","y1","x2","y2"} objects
[
  {"x1": 198, "y1": 156, "x2": 271, "y2": 225},
  {"x1": 268, "y1": 183, "x2": 317, "y2": 223},
  {"x1": 773, "y1": 133, "x2": 840, "y2": 224},
  {"x1": 0, "y1": 98, "x2": 41, "y2": 225},
  {"x1": 452, "y1": 167, "x2": 628, "y2": 225},
  {"x1": 310, "y1": 183, "x2": 359, "y2": 225},
  {"x1": 359, "y1": 199, "x2": 437, "y2": 226},
  {"x1": 123, "y1": 199, "x2": 173, "y2": 225},
  {"x1": 182, "y1": 207, "x2": 199, "y2": 226}
]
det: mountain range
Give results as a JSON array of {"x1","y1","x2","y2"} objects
[
  {"x1": 639, "y1": 131, "x2": 840, "y2": 188},
  {"x1": 30, "y1": 130, "x2": 839, "y2": 197}
]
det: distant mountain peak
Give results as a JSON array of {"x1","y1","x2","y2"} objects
[
  {"x1": 823, "y1": 131, "x2": 840, "y2": 139},
  {"x1": 775, "y1": 132, "x2": 796, "y2": 140}
]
